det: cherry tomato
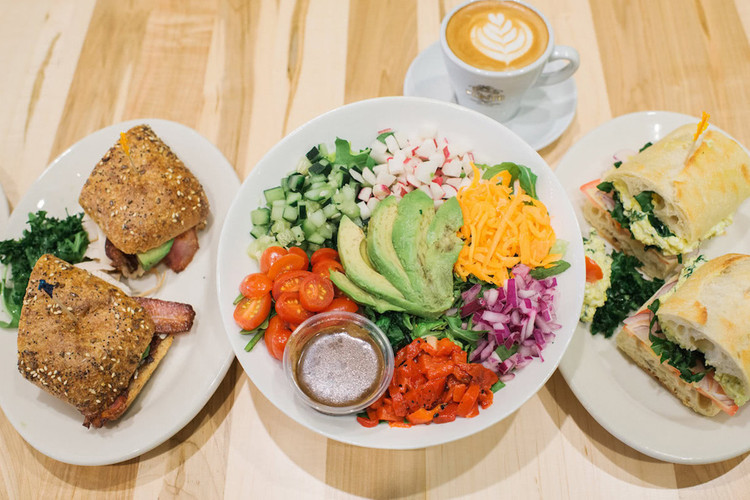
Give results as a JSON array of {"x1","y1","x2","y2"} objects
[
  {"x1": 267, "y1": 253, "x2": 307, "y2": 280},
  {"x1": 585, "y1": 256, "x2": 603, "y2": 283},
  {"x1": 239, "y1": 273, "x2": 273, "y2": 298},
  {"x1": 275, "y1": 292, "x2": 314, "y2": 324},
  {"x1": 299, "y1": 274, "x2": 335, "y2": 312},
  {"x1": 311, "y1": 248, "x2": 339, "y2": 266},
  {"x1": 311, "y1": 259, "x2": 344, "y2": 280},
  {"x1": 233, "y1": 294, "x2": 272, "y2": 331},
  {"x1": 272, "y1": 270, "x2": 312, "y2": 300},
  {"x1": 265, "y1": 315, "x2": 293, "y2": 361},
  {"x1": 260, "y1": 246, "x2": 288, "y2": 273},
  {"x1": 323, "y1": 297, "x2": 359, "y2": 313},
  {"x1": 287, "y1": 246, "x2": 309, "y2": 269}
]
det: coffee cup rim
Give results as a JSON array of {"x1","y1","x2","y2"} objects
[{"x1": 440, "y1": 0, "x2": 556, "y2": 77}]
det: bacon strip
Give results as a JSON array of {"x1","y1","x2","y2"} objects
[
  {"x1": 105, "y1": 238, "x2": 138, "y2": 273},
  {"x1": 135, "y1": 297, "x2": 195, "y2": 333},
  {"x1": 83, "y1": 392, "x2": 129, "y2": 428},
  {"x1": 164, "y1": 228, "x2": 199, "y2": 273}
]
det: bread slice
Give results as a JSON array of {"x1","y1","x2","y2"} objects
[{"x1": 616, "y1": 327, "x2": 721, "y2": 416}]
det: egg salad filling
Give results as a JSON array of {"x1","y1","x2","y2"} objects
[
  {"x1": 600, "y1": 180, "x2": 732, "y2": 256},
  {"x1": 580, "y1": 231, "x2": 613, "y2": 322}
]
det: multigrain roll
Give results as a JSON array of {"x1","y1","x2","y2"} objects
[{"x1": 79, "y1": 124, "x2": 209, "y2": 275}]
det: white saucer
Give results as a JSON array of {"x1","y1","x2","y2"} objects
[{"x1": 403, "y1": 42, "x2": 578, "y2": 151}]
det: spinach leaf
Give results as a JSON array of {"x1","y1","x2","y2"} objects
[
  {"x1": 529, "y1": 260, "x2": 571, "y2": 279},
  {"x1": 334, "y1": 137, "x2": 371, "y2": 168},
  {"x1": 639, "y1": 142, "x2": 653, "y2": 152},
  {"x1": 0, "y1": 211, "x2": 89, "y2": 328},
  {"x1": 596, "y1": 181, "x2": 614, "y2": 193},
  {"x1": 590, "y1": 251, "x2": 664, "y2": 338},
  {"x1": 649, "y1": 332, "x2": 707, "y2": 383},
  {"x1": 480, "y1": 162, "x2": 538, "y2": 199}
]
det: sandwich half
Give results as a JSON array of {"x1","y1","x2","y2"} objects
[
  {"x1": 616, "y1": 254, "x2": 750, "y2": 416},
  {"x1": 17, "y1": 254, "x2": 195, "y2": 427},
  {"x1": 78, "y1": 124, "x2": 210, "y2": 277},
  {"x1": 581, "y1": 123, "x2": 750, "y2": 279}
]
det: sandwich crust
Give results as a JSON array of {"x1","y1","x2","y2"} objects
[
  {"x1": 17, "y1": 254, "x2": 155, "y2": 419},
  {"x1": 656, "y1": 254, "x2": 750, "y2": 400},
  {"x1": 616, "y1": 327, "x2": 721, "y2": 416},
  {"x1": 604, "y1": 124, "x2": 750, "y2": 244},
  {"x1": 78, "y1": 124, "x2": 209, "y2": 255}
]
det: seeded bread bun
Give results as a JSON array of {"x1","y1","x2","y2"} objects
[
  {"x1": 17, "y1": 254, "x2": 155, "y2": 424},
  {"x1": 78, "y1": 124, "x2": 209, "y2": 255}
]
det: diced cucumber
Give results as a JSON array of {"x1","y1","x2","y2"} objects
[
  {"x1": 308, "y1": 209, "x2": 326, "y2": 228},
  {"x1": 285, "y1": 192, "x2": 302, "y2": 205},
  {"x1": 263, "y1": 186, "x2": 285, "y2": 204},
  {"x1": 270, "y1": 200, "x2": 285, "y2": 221},
  {"x1": 282, "y1": 205, "x2": 298, "y2": 222},
  {"x1": 250, "y1": 225, "x2": 269, "y2": 239},
  {"x1": 322, "y1": 203, "x2": 340, "y2": 219},
  {"x1": 250, "y1": 208, "x2": 270, "y2": 226},
  {"x1": 291, "y1": 225, "x2": 305, "y2": 242},
  {"x1": 287, "y1": 174, "x2": 305, "y2": 192},
  {"x1": 307, "y1": 232, "x2": 326, "y2": 245}
]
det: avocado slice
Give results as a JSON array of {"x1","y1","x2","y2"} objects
[
  {"x1": 391, "y1": 190, "x2": 435, "y2": 304},
  {"x1": 423, "y1": 196, "x2": 464, "y2": 310},
  {"x1": 329, "y1": 271, "x2": 405, "y2": 313},
  {"x1": 337, "y1": 216, "x2": 408, "y2": 305},
  {"x1": 366, "y1": 196, "x2": 416, "y2": 300},
  {"x1": 137, "y1": 239, "x2": 174, "y2": 271}
]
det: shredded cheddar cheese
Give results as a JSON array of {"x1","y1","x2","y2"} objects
[
  {"x1": 454, "y1": 164, "x2": 560, "y2": 286},
  {"x1": 694, "y1": 111, "x2": 710, "y2": 141}
]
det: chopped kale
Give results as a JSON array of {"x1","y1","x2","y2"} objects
[
  {"x1": 590, "y1": 251, "x2": 664, "y2": 338},
  {"x1": 649, "y1": 332, "x2": 707, "y2": 383},
  {"x1": 639, "y1": 142, "x2": 653, "y2": 152}
]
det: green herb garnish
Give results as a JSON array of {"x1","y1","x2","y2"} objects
[
  {"x1": 480, "y1": 162, "x2": 539, "y2": 199},
  {"x1": 590, "y1": 251, "x2": 664, "y2": 337}
]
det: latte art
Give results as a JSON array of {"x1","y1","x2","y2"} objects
[
  {"x1": 446, "y1": 1, "x2": 549, "y2": 72},
  {"x1": 471, "y1": 13, "x2": 534, "y2": 65}
]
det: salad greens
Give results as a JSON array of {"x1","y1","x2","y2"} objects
[
  {"x1": 0, "y1": 211, "x2": 89, "y2": 328},
  {"x1": 480, "y1": 162, "x2": 538, "y2": 199},
  {"x1": 590, "y1": 251, "x2": 664, "y2": 338},
  {"x1": 647, "y1": 299, "x2": 707, "y2": 383}
]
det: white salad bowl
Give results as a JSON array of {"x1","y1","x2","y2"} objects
[{"x1": 216, "y1": 96, "x2": 585, "y2": 449}]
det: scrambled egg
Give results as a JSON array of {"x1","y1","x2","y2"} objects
[
  {"x1": 580, "y1": 231, "x2": 613, "y2": 322},
  {"x1": 656, "y1": 255, "x2": 707, "y2": 308},
  {"x1": 612, "y1": 180, "x2": 732, "y2": 256}
]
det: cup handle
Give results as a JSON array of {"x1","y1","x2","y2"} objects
[{"x1": 535, "y1": 45, "x2": 580, "y2": 87}]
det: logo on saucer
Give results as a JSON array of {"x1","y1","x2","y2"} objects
[{"x1": 466, "y1": 85, "x2": 504, "y2": 105}]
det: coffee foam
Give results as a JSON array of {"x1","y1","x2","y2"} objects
[{"x1": 446, "y1": 1, "x2": 549, "y2": 72}]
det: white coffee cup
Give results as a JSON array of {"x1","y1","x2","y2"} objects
[{"x1": 440, "y1": 0, "x2": 580, "y2": 122}]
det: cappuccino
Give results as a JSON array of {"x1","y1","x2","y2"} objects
[{"x1": 446, "y1": 0, "x2": 549, "y2": 72}]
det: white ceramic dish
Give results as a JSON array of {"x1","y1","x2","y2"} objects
[
  {"x1": 556, "y1": 111, "x2": 750, "y2": 464},
  {"x1": 217, "y1": 96, "x2": 585, "y2": 449},
  {"x1": 403, "y1": 42, "x2": 578, "y2": 151},
  {"x1": 0, "y1": 119, "x2": 238, "y2": 465}
]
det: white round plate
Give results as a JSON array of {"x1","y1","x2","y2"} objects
[
  {"x1": 0, "y1": 183, "x2": 9, "y2": 229},
  {"x1": 0, "y1": 119, "x2": 238, "y2": 465},
  {"x1": 556, "y1": 111, "x2": 750, "y2": 464},
  {"x1": 217, "y1": 96, "x2": 585, "y2": 449},
  {"x1": 403, "y1": 42, "x2": 578, "y2": 151}
]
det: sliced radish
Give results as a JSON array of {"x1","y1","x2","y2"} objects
[
  {"x1": 357, "y1": 186, "x2": 372, "y2": 202},
  {"x1": 445, "y1": 177, "x2": 463, "y2": 189},
  {"x1": 442, "y1": 184, "x2": 458, "y2": 198},
  {"x1": 373, "y1": 164, "x2": 387, "y2": 176},
  {"x1": 373, "y1": 184, "x2": 391, "y2": 200},
  {"x1": 361, "y1": 168, "x2": 377, "y2": 186},
  {"x1": 370, "y1": 140, "x2": 389, "y2": 164},
  {"x1": 366, "y1": 197, "x2": 379, "y2": 211},
  {"x1": 378, "y1": 172, "x2": 397, "y2": 187},
  {"x1": 429, "y1": 182, "x2": 445, "y2": 199},
  {"x1": 387, "y1": 157, "x2": 405, "y2": 175},
  {"x1": 349, "y1": 169, "x2": 364, "y2": 183},
  {"x1": 384, "y1": 135, "x2": 400, "y2": 155},
  {"x1": 357, "y1": 200, "x2": 371, "y2": 219}
]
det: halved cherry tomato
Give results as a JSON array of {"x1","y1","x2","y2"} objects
[
  {"x1": 323, "y1": 297, "x2": 359, "y2": 313},
  {"x1": 265, "y1": 315, "x2": 293, "y2": 361},
  {"x1": 260, "y1": 246, "x2": 288, "y2": 273},
  {"x1": 287, "y1": 246, "x2": 309, "y2": 269},
  {"x1": 272, "y1": 270, "x2": 312, "y2": 300},
  {"x1": 312, "y1": 259, "x2": 344, "y2": 280},
  {"x1": 275, "y1": 292, "x2": 314, "y2": 324},
  {"x1": 299, "y1": 274, "x2": 335, "y2": 312},
  {"x1": 239, "y1": 273, "x2": 273, "y2": 298},
  {"x1": 585, "y1": 256, "x2": 603, "y2": 283},
  {"x1": 233, "y1": 294, "x2": 272, "y2": 331},
  {"x1": 267, "y1": 253, "x2": 307, "y2": 281},
  {"x1": 311, "y1": 248, "x2": 339, "y2": 266},
  {"x1": 356, "y1": 415, "x2": 380, "y2": 428}
]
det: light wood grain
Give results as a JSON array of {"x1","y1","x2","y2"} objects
[{"x1": 2, "y1": 0, "x2": 750, "y2": 498}]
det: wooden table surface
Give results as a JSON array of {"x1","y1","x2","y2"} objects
[{"x1": 2, "y1": 0, "x2": 750, "y2": 498}]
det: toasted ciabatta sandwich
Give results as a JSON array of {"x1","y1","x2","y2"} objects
[
  {"x1": 616, "y1": 253, "x2": 750, "y2": 417},
  {"x1": 581, "y1": 120, "x2": 750, "y2": 279},
  {"x1": 17, "y1": 254, "x2": 195, "y2": 428},
  {"x1": 78, "y1": 124, "x2": 210, "y2": 278}
]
